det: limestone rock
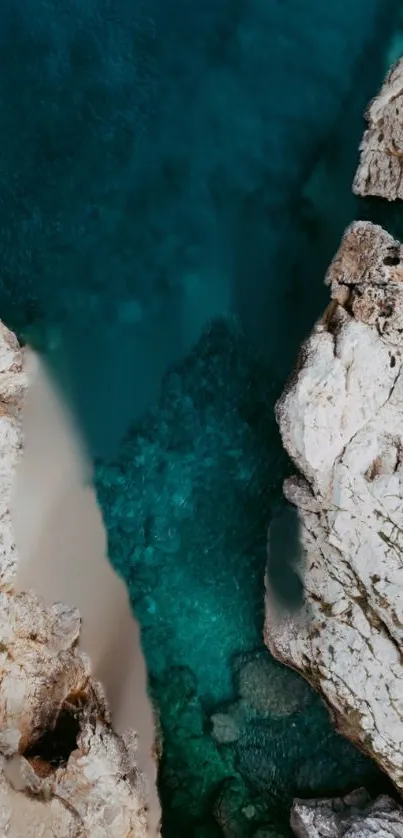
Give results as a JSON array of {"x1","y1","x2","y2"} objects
[
  {"x1": 265, "y1": 221, "x2": 403, "y2": 790},
  {"x1": 0, "y1": 321, "x2": 153, "y2": 836},
  {"x1": 0, "y1": 324, "x2": 28, "y2": 589},
  {"x1": 210, "y1": 650, "x2": 313, "y2": 748},
  {"x1": 353, "y1": 57, "x2": 403, "y2": 200},
  {"x1": 291, "y1": 788, "x2": 403, "y2": 837}
]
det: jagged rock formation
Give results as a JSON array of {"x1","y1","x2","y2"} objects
[
  {"x1": 265, "y1": 220, "x2": 403, "y2": 790},
  {"x1": 0, "y1": 321, "x2": 152, "y2": 836},
  {"x1": 291, "y1": 788, "x2": 403, "y2": 837},
  {"x1": 353, "y1": 56, "x2": 403, "y2": 200}
]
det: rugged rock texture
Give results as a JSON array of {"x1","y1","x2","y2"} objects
[
  {"x1": 0, "y1": 321, "x2": 152, "y2": 837},
  {"x1": 265, "y1": 220, "x2": 403, "y2": 790},
  {"x1": 354, "y1": 56, "x2": 403, "y2": 200},
  {"x1": 291, "y1": 788, "x2": 403, "y2": 837}
]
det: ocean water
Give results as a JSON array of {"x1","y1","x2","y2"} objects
[
  {"x1": 1, "y1": 0, "x2": 402, "y2": 834},
  {"x1": 96, "y1": 319, "x2": 394, "y2": 837}
]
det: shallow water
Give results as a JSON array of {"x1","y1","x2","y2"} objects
[
  {"x1": 96, "y1": 320, "x2": 392, "y2": 837},
  {"x1": 1, "y1": 4, "x2": 401, "y2": 833}
]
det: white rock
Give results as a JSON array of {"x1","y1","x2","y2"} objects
[
  {"x1": 0, "y1": 321, "x2": 155, "y2": 837},
  {"x1": 354, "y1": 56, "x2": 403, "y2": 200},
  {"x1": 265, "y1": 222, "x2": 403, "y2": 789},
  {"x1": 291, "y1": 788, "x2": 403, "y2": 838}
]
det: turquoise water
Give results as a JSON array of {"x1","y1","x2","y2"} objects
[
  {"x1": 96, "y1": 320, "x2": 391, "y2": 837},
  {"x1": 0, "y1": 2, "x2": 401, "y2": 833}
]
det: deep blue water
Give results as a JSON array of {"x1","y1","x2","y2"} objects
[{"x1": 0, "y1": 0, "x2": 399, "y2": 458}]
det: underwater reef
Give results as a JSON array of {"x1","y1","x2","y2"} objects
[
  {"x1": 268, "y1": 217, "x2": 403, "y2": 793},
  {"x1": 96, "y1": 319, "x2": 393, "y2": 837}
]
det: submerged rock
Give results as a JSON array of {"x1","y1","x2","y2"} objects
[{"x1": 210, "y1": 650, "x2": 313, "y2": 747}]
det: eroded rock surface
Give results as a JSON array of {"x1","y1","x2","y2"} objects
[
  {"x1": 0, "y1": 321, "x2": 152, "y2": 836},
  {"x1": 291, "y1": 788, "x2": 403, "y2": 838},
  {"x1": 265, "y1": 221, "x2": 403, "y2": 790},
  {"x1": 354, "y1": 56, "x2": 403, "y2": 200}
]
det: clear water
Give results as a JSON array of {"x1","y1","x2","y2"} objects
[
  {"x1": 96, "y1": 320, "x2": 393, "y2": 836},
  {"x1": 0, "y1": 1, "x2": 402, "y2": 833}
]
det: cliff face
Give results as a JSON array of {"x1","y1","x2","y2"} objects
[
  {"x1": 265, "y1": 57, "x2": 403, "y2": 798},
  {"x1": 0, "y1": 322, "x2": 154, "y2": 837},
  {"x1": 354, "y1": 56, "x2": 403, "y2": 201},
  {"x1": 265, "y1": 220, "x2": 403, "y2": 786},
  {"x1": 4, "y1": 44, "x2": 403, "y2": 838}
]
